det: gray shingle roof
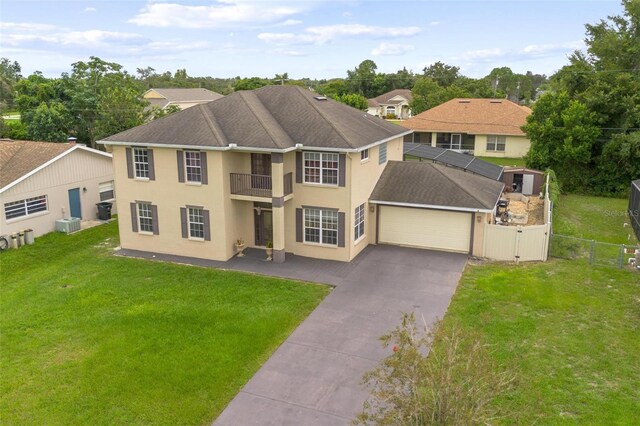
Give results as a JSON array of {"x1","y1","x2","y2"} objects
[
  {"x1": 103, "y1": 86, "x2": 410, "y2": 151},
  {"x1": 145, "y1": 88, "x2": 224, "y2": 106},
  {"x1": 370, "y1": 161, "x2": 504, "y2": 211}
]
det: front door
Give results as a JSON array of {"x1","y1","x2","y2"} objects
[
  {"x1": 68, "y1": 188, "x2": 82, "y2": 219},
  {"x1": 254, "y1": 207, "x2": 273, "y2": 246}
]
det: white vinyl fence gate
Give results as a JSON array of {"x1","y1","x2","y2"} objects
[{"x1": 483, "y1": 223, "x2": 551, "y2": 262}]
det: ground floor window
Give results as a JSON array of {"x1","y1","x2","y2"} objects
[
  {"x1": 138, "y1": 202, "x2": 153, "y2": 233},
  {"x1": 99, "y1": 181, "x2": 115, "y2": 201},
  {"x1": 304, "y1": 208, "x2": 338, "y2": 245},
  {"x1": 4, "y1": 195, "x2": 48, "y2": 220},
  {"x1": 354, "y1": 204, "x2": 365, "y2": 240},
  {"x1": 487, "y1": 135, "x2": 506, "y2": 151},
  {"x1": 188, "y1": 207, "x2": 205, "y2": 239}
]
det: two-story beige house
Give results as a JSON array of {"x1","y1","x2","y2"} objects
[{"x1": 100, "y1": 86, "x2": 413, "y2": 263}]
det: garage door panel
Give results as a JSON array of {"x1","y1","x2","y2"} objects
[{"x1": 379, "y1": 206, "x2": 471, "y2": 253}]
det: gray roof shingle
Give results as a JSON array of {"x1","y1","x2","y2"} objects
[
  {"x1": 0, "y1": 140, "x2": 74, "y2": 189},
  {"x1": 370, "y1": 161, "x2": 504, "y2": 211},
  {"x1": 103, "y1": 86, "x2": 410, "y2": 151}
]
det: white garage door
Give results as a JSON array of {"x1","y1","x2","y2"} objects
[{"x1": 379, "y1": 206, "x2": 472, "y2": 253}]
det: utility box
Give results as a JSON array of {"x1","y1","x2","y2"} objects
[{"x1": 55, "y1": 218, "x2": 81, "y2": 234}]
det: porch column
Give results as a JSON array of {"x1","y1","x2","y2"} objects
[{"x1": 271, "y1": 153, "x2": 286, "y2": 263}]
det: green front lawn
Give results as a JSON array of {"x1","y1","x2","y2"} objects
[
  {"x1": 553, "y1": 194, "x2": 638, "y2": 244},
  {"x1": 444, "y1": 260, "x2": 639, "y2": 424},
  {"x1": 0, "y1": 222, "x2": 329, "y2": 425},
  {"x1": 476, "y1": 156, "x2": 526, "y2": 167}
]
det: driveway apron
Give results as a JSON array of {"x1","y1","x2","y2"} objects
[{"x1": 213, "y1": 245, "x2": 467, "y2": 425}]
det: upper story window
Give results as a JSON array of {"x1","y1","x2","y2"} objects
[
  {"x1": 360, "y1": 149, "x2": 369, "y2": 162},
  {"x1": 133, "y1": 148, "x2": 150, "y2": 178},
  {"x1": 185, "y1": 151, "x2": 202, "y2": 183},
  {"x1": 487, "y1": 135, "x2": 506, "y2": 151},
  {"x1": 4, "y1": 195, "x2": 48, "y2": 220},
  {"x1": 304, "y1": 152, "x2": 339, "y2": 185},
  {"x1": 378, "y1": 142, "x2": 387, "y2": 165}
]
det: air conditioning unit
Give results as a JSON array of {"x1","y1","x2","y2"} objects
[{"x1": 55, "y1": 217, "x2": 81, "y2": 234}]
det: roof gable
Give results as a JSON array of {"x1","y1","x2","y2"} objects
[
  {"x1": 102, "y1": 86, "x2": 410, "y2": 151},
  {"x1": 401, "y1": 98, "x2": 531, "y2": 136},
  {"x1": 0, "y1": 140, "x2": 111, "y2": 193}
]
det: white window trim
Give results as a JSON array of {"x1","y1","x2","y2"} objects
[
  {"x1": 184, "y1": 150, "x2": 202, "y2": 184},
  {"x1": 354, "y1": 203, "x2": 365, "y2": 242},
  {"x1": 137, "y1": 202, "x2": 153, "y2": 234},
  {"x1": 187, "y1": 207, "x2": 205, "y2": 240},
  {"x1": 486, "y1": 135, "x2": 506, "y2": 152},
  {"x1": 99, "y1": 181, "x2": 115, "y2": 202},
  {"x1": 303, "y1": 152, "x2": 339, "y2": 187},
  {"x1": 133, "y1": 147, "x2": 150, "y2": 179},
  {"x1": 303, "y1": 208, "x2": 339, "y2": 247},
  {"x1": 4, "y1": 195, "x2": 49, "y2": 222},
  {"x1": 360, "y1": 149, "x2": 369, "y2": 162}
]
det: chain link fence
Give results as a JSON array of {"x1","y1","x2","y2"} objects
[{"x1": 549, "y1": 233, "x2": 640, "y2": 268}]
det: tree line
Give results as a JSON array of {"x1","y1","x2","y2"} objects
[{"x1": 523, "y1": 0, "x2": 639, "y2": 195}]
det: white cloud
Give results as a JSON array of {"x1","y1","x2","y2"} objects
[
  {"x1": 429, "y1": 21, "x2": 439, "y2": 26},
  {"x1": 520, "y1": 41, "x2": 583, "y2": 57},
  {"x1": 371, "y1": 42, "x2": 414, "y2": 56},
  {"x1": 267, "y1": 48, "x2": 308, "y2": 56},
  {"x1": 129, "y1": 1, "x2": 305, "y2": 28},
  {"x1": 455, "y1": 48, "x2": 505, "y2": 62},
  {"x1": 82, "y1": 7, "x2": 97, "y2": 13},
  {"x1": 278, "y1": 19, "x2": 302, "y2": 27},
  {"x1": 259, "y1": 23, "x2": 421, "y2": 45}
]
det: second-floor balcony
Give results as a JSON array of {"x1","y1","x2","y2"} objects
[{"x1": 230, "y1": 172, "x2": 293, "y2": 200}]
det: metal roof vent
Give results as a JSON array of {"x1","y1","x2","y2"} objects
[
  {"x1": 459, "y1": 100, "x2": 470, "y2": 103},
  {"x1": 490, "y1": 100, "x2": 502, "y2": 103},
  {"x1": 314, "y1": 96, "x2": 327, "y2": 101}
]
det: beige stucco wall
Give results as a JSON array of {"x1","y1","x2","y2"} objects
[
  {"x1": 471, "y1": 212, "x2": 492, "y2": 256},
  {"x1": 113, "y1": 146, "x2": 240, "y2": 261},
  {"x1": 1, "y1": 149, "x2": 114, "y2": 237},
  {"x1": 473, "y1": 135, "x2": 530, "y2": 158}
]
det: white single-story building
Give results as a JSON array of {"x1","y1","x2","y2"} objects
[{"x1": 0, "y1": 140, "x2": 115, "y2": 238}]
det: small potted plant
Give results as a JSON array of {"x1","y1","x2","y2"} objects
[
  {"x1": 265, "y1": 240, "x2": 273, "y2": 261},
  {"x1": 235, "y1": 238, "x2": 246, "y2": 257}
]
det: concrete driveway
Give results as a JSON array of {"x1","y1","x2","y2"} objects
[{"x1": 213, "y1": 245, "x2": 467, "y2": 425}]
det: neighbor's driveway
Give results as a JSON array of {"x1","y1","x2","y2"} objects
[{"x1": 213, "y1": 245, "x2": 467, "y2": 425}]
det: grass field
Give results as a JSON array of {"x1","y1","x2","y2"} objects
[
  {"x1": 435, "y1": 193, "x2": 640, "y2": 424},
  {"x1": 445, "y1": 260, "x2": 639, "y2": 424},
  {"x1": 0, "y1": 222, "x2": 328, "y2": 425},
  {"x1": 476, "y1": 156, "x2": 526, "y2": 167},
  {"x1": 553, "y1": 194, "x2": 638, "y2": 244}
]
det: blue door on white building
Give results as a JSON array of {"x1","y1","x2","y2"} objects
[{"x1": 68, "y1": 188, "x2": 81, "y2": 219}]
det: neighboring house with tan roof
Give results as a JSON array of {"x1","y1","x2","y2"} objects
[
  {"x1": 143, "y1": 88, "x2": 224, "y2": 111},
  {"x1": 99, "y1": 86, "x2": 506, "y2": 263},
  {"x1": 401, "y1": 98, "x2": 532, "y2": 158},
  {"x1": 367, "y1": 89, "x2": 413, "y2": 119},
  {"x1": 0, "y1": 140, "x2": 114, "y2": 238}
]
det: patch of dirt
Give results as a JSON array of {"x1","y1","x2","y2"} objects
[{"x1": 507, "y1": 196, "x2": 545, "y2": 225}]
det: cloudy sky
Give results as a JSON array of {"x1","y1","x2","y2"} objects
[{"x1": 1, "y1": 0, "x2": 623, "y2": 80}]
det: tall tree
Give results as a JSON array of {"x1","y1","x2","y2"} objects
[
  {"x1": 410, "y1": 77, "x2": 471, "y2": 114},
  {"x1": 422, "y1": 61, "x2": 460, "y2": 87},
  {"x1": 0, "y1": 58, "x2": 22, "y2": 111},
  {"x1": 27, "y1": 102, "x2": 70, "y2": 142},
  {"x1": 346, "y1": 60, "x2": 379, "y2": 98},
  {"x1": 523, "y1": 92, "x2": 601, "y2": 191}
]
